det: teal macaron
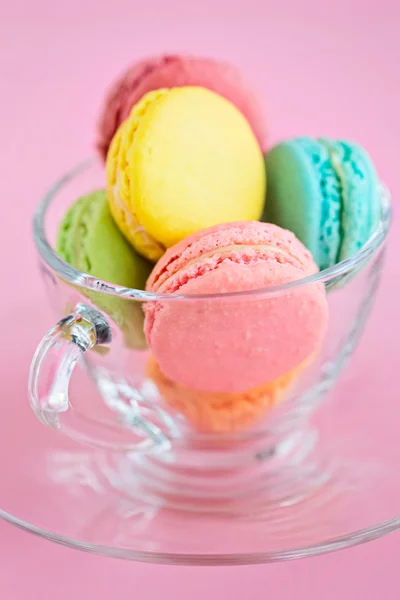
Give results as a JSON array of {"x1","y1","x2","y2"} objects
[{"x1": 263, "y1": 138, "x2": 381, "y2": 271}]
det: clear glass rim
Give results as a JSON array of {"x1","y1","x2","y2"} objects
[
  {"x1": 0, "y1": 506, "x2": 399, "y2": 565},
  {"x1": 33, "y1": 158, "x2": 392, "y2": 301}
]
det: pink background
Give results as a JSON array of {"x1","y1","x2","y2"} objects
[{"x1": 1, "y1": 0, "x2": 400, "y2": 598}]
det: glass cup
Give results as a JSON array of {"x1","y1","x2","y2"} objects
[{"x1": 28, "y1": 159, "x2": 391, "y2": 512}]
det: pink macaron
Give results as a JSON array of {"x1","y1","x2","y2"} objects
[
  {"x1": 96, "y1": 54, "x2": 267, "y2": 160},
  {"x1": 145, "y1": 222, "x2": 329, "y2": 394}
]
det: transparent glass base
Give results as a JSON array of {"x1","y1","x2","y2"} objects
[{"x1": 2, "y1": 358, "x2": 400, "y2": 564}]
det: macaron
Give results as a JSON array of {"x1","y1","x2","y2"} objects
[
  {"x1": 97, "y1": 54, "x2": 267, "y2": 160},
  {"x1": 106, "y1": 87, "x2": 266, "y2": 262},
  {"x1": 145, "y1": 221, "x2": 328, "y2": 394},
  {"x1": 146, "y1": 356, "x2": 309, "y2": 433},
  {"x1": 263, "y1": 138, "x2": 381, "y2": 271},
  {"x1": 56, "y1": 190, "x2": 152, "y2": 349}
]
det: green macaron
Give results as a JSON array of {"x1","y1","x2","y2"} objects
[{"x1": 57, "y1": 189, "x2": 152, "y2": 349}]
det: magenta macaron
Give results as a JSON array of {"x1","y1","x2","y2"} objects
[{"x1": 145, "y1": 221, "x2": 329, "y2": 394}]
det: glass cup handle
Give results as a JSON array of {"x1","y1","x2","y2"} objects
[{"x1": 28, "y1": 303, "x2": 171, "y2": 453}]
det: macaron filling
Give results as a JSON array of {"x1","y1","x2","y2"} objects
[
  {"x1": 148, "y1": 222, "x2": 316, "y2": 293},
  {"x1": 155, "y1": 243, "x2": 309, "y2": 295}
]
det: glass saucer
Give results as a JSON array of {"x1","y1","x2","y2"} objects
[{"x1": 2, "y1": 305, "x2": 400, "y2": 566}]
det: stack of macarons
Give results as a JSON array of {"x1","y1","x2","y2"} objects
[{"x1": 56, "y1": 53, "x2": 382, "y2": 433}]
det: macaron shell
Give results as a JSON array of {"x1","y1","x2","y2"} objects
[
  {"x1": 97, "y1": 57, "x2": 162, "y2": 160},
  {"x1": 321, "y1": 139, "x2": 380, "y2": 261},
  {"x1": 106, "y1": 90, "x2": 168, "y2": 262},
  {"x1": 57, "y1": 190, "x2": 152, "y2": 349},
  {"x1": 145, "y1": 221, "x2": 328, "y2": 394},
  {"x1": 57, "y1": 190, "x2": 152, "y2": 288},
  {"x1": 97, "y1": 54, "x2": 267, "y2": 159},
  {"x1": 264, "y1": 137, "x2": 381, "y2": 271},
  {"x1": 57, "y1": 192, "x2": 90, "y2": 269},
  {"x1": 107, "y1": 87, "x2": 266, "y2": 260},
  {"x1": 146, "y1": 260, "x2": 327, "y2": 393},
  {"x1": 263, "y1": 139, "x2": 342, "y2": 270},
  {"x1": 132, "y1": 87, "x2": 266, "y2": 249}
]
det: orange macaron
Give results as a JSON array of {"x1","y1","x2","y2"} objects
[{"x1": 146, "y1": 355, "x2": 311, "y2": 433}]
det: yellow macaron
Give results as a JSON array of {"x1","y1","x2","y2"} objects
[{"x1": 106, "y1": 86, "x2": 266, "y2": 261}]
